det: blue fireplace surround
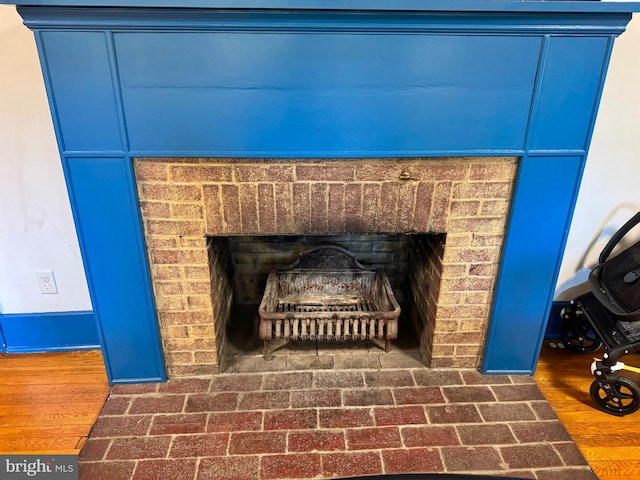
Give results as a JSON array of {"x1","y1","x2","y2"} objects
[{"x1": 4, "y1": 0, "x2": 640, "y2": 384}]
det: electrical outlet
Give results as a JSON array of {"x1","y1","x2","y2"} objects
[{"x1": 36, "y1": 270, "x2": 58, "y2": 294}]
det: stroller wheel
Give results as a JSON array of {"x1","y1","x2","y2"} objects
[
  {"x1": 560, "y1": 321, "x2": 602, "y2": 353},
  {"x1": 590, "y1": 377, "x2": 640, "y2": 416}
]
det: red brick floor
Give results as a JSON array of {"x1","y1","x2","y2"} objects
[{"x1": 79, "y1": 350, "x2": 597, "y2": 480}]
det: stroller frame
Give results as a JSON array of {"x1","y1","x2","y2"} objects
[{"x1": 561, "y1": 212, "x2": 640, "y2": 416}]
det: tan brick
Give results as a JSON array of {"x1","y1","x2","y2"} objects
[
  {"x1": 180, "y1": 236, "x2": 207, "y2": 248},
  {"x1": 187, "y1": 295, "x2": 213, "y2": 310},
  {"x1": 435, "y1": 305, "x2": 487, "y2": 319},
  {"x1": 443, "y1": 247, "x2": 497, "y2": 264},
  {"x1": 448, "y1": 217, "x2": 505, "y2": 235},
  {"x1": 456, "y1": 344, "x2": 483, "y2": 357},
  {"x1": 431, "y1": 344, "x2": 455, "y2": 357},
  {"x1": 140, "y1": 201, "x2": 171, "y2": 219},
  {"x1": 462, "y1": 292, "x2": 491, "y2": 305},
  {"x1": 378, "y1": 183, "x2": 399, "y2": 232},
  {"x1": 151, "y1": 249, "x2": 180, "y2": 265},
  {"x1": 480, "y1": 200, "x2": 509, "y2": 217},
  {"x1": 309, "y1": 183, "x2": 328, "y2": 233},
  {"x1": 361, "y1": 183, "x2": 380, "y2": 231},
  {"x1": 292, "y1": 183, "x2": 311, "y2": 233},
  {"x1": 450, "y1": 200, "x2": 480, "y2": 217},
  {"x1": 141, "y1": 183, "x2": 202, "y2": 202},
  {"x1": 432, "y1": 320, "x2": 460, "y2": 332},
  {"x1": 184, "y1": 281, "x2": 211, "y2": 295},
  {"x1": 146, "y1": 236, "x2": 179, "y2": 249},
  {"x1": 439, "y1": 264, "x2": 468, "y2": 279},
  {"x1": 165, "y1": 325, "x2": 190, "y2": 338},
  {"x1": 155, "y1": 296, "x2": 187, "y2": 311},
  {"x1": 170, "y1": 364, "x2": 218, "y2": 376},
  {"x1": 452, "y1": 356, "x2": 480, "y2": 368},
  {"x1": 397, "y1": 182, "x2": 417, "y2": 232},
  {"x1": 165, "y1": 337, "x2": 216, "y2": 351},
  {"x1": 430, "y1": 182, "x2": 452, "y2": 232},
  {"x1": 147, "y1": 220, "x2": 204, "y2": 236},
  {"x1": 444, "y1": 233, "x2": 472, "y2": 247},
  {"x1": 354, "y1": 163, "x2": 399, "y2": 181},
  {"x1": 171, "y1": 204, "x2": 204, "y2": 219},
  {"x1": 178, "y1": 249, "x2": 209, "y2": 265},
  {"x1": 160, "y1": 311, "x2": 211, "y2": 326},
  {"x1": 135, "y1": 162, "x2": 169, "y2": 181},
  {"x1": 459, "y1": 320, "x2": 488, "y2": 332},
  {"x1": 433, "y1": 332, "x2": 483, "y2": 345},
  {"x1": 328, "y1": 184, "x2": 345, "y2": 233},
  {"x1": 190, "y1": 324, "x2": 216, "y2": 337},
  {"x1": 152, "y1": 265, "x2": 184, "y2": 280},
  {"x1": 413, "y1": 182, "x2": 434, "y2": 231},
  {"x1": 274, "y1": 183, "x2": 293, "y2": 233},
  {"x1": 165, "y1": 351, "x2": 194, "y2": 365},
  {"x1": 344, "y1": 183, "x2": 363, "y2": 231},
  {"x1": 235, "y1": 165, "x2": 294, "y2": 183},
  {"x1": 203, "y1": 184, "x2": 224, "y2": 235},
  {"x1": 469, "y1": 160, "x2": 517, "y2": 181},
  {"x1": 469, "y1": 263, "x2": 498, "y2": 277},
  {"x1": 440, "y1": 276, "x2": 493, "y2": 293},
  {"x1": 437, "y1": 292, "x2": 463, "y2": 306},
  {"x1": 416, "y1": 163, "x2": 467, "y2": 182},
  {"x1": 296, "y1": 164, "x2": 354, "y2": 182},
  {"x1": 155, "y1": 281, "x2": 184, "y2": 296},
  {"x1": 185, "y1": 266, "x2": 209, "y2": 279},
  {"x1": 170, "y1": 165, "x2": 232, "y2": 183},
  {"x1": 258, "y1": 183, "x2": 276, "y2": 234},
  {"x1": 194, "y1": 351, "x2": 218, "y2": 364},
  {"x1": 239, "y1": 184, "x2": 259, "y2": 234},
  {"x1": 221, "y1": 184, "x2": 241, "y2": 233},
  {"x1": 452, "y1": 181, "x2": 511, "y2": 200}
]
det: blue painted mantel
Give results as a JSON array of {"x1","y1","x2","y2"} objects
[{"x1": 5, "y1": 0, "x2": 640, "y2": 383}]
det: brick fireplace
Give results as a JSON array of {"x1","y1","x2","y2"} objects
[
  {"x1": 8, "y1": 0, "x2": 640, "y2": 383},
  {"x1": 135, "y1": 157, "x2": 516, "y2": 375}
]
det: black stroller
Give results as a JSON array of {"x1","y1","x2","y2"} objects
[{"x1": 560, "y1": 211, "x2": 640, "y2": 416}]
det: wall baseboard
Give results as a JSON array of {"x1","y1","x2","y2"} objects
[
  {"x1": 545, "y1": 301, "x2": 570, "y2": 341},
  {"x1": 0, "y1": 311, "x2": 100, "y2": 353}
]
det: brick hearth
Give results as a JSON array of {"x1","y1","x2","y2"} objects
[
  {"x1": 134, "y1": 157, "x2": 517, "y2": 377},
  {"x1": 79, "y1": 356, "x2": 596, "y2": 479}
]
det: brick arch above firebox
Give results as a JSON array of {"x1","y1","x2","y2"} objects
[{"x1": 9, "y1": 3, "x2": 640, "y2": 383}]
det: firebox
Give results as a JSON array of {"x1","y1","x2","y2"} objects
[{"x1": 6, "y1": 0, "x2": 640, "y2": 383}]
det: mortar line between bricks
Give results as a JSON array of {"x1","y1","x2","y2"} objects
[{"x1": 191, "y1": 457, "x2": 200, "y2": 480}]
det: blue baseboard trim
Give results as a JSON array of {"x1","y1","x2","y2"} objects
[
  {"x1": 0, "y1": 310, "x2": 100, "y2": 353},
  {"x1": 545, "y1": 301, "x2": 570, "y2": 341}
]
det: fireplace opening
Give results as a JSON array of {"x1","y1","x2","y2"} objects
[
  {"x1": 135, "y1": 156, "x2": 516, "y2": 376},
  {"x1": 207, "y1": 233, "x2": 445, "y2": 371}
]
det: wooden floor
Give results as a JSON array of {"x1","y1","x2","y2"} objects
[
  {"x1": 2, "y1": 348, "x2": 640, "y2": 479},
  {"x1": 535, "y1": 343, "x2": 640, "y2": 480},
  {"x1": 0, "y1": 350, "x2": 109, "y2": 454}
]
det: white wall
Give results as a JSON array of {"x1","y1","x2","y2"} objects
[
  {"x1": 0, "y1": 5, "x2": 92, "y2": 313},
  {"x1": 555, "y1": 16, "x2": 640, "y2": 300},
  {"x1": 0, "y1": 5, "x2": 638, "y2": 314}
]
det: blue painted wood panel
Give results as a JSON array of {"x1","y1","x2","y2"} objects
[
  {"x1": 7, "y1": 0, "x2": 640, "y2": 15},
  {"x1": 65, "y1": 157, "x2": 166, "y2": 383},
  {"x1": 0, "y1": 311, "x2": 99, "y2": 353},
  {"x1": 528, "y1": 36, "x2": 610, "y2": 151},
  {"x1": 40, "y1": 32, "x2": 123, "y2": 153},
  {"x1": 482, "y1": 155, "x2": 584, "y2": 374},
  {"x1": 115, "y1": 32, "x2": 540, "y2": 155}
]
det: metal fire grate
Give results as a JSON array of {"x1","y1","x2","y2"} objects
[{"x1": 258, "y1": 245, "x2": 401, "y2": 356}]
